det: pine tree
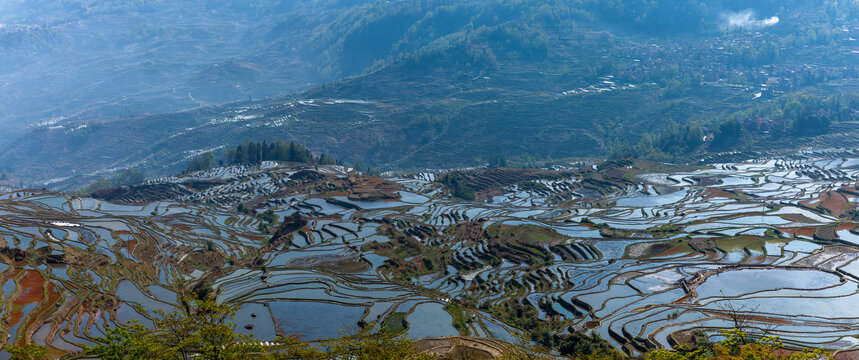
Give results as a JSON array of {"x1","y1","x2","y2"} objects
[{"x1": 288, "y1": 142, "x2": 297, "y2": 162}]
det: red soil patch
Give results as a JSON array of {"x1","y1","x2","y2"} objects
[
  {"x1": 801, "y1": 190, "x2": 854, "y2": 218},
  {"x1": 126, "y1": 239, "x2": 137, "y2": 254},
  {"x1": 840, "y1": 192, "x2": 859, "y2": 212},
  {"x1": 580, "y1": 223, "x2": 597, "y2": 230},
  {"x1": 410, "y1": 256, "x2": 429, "y2": 270},
  {"x1": 837, "y1": 223, "x2": 858, "y2": 231},
  {"x1": 822, "y1": 191, "x2": 848, "y2": 217},
  {"x1": 702, "y1": 188, "x2": 733, "y2": 200},
  {"x1": 779, "y1": 227, "x2": 817, "y2": 239},
  {"x1": 14, "y1": 271, "x2": 45, "y2": 304},
  {"x1": 793, "y1": 227, "x2": 817, "y2": 238},
  {"x1": 584, "y1": 321, "x2": 601, "y2": 329},
  {"x1": 656, "y1": 245, "x2": 690, "y2": 258},
  {"x1": 800, "y1": 193, "x2": 825, "y2": 207},
  {"x1": 19, "y1": 282, "x2": 62, "y2": 344},
  {"x1": 8, "y1": 270, "x2": 46, "y2": 326},
  {"x1": 777, "y1": 228, "x2": 796, "y2": 237}
]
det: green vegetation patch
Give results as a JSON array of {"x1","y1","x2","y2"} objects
[{"x1": 381, "y1": 312, "x2": 409, "y2": 336}]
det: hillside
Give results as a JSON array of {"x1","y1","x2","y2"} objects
[
  {"x1": 0, "y1": 0, "x2": 372, "y2": 145},
  {"x1": 2, "y1": 0, "x2": 859, "y2": 188}
]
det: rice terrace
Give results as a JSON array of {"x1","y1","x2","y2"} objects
[{"x1": 4, "y1": 148, "x2": 859, "y2": 357}]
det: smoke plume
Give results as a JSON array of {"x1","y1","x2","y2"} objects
[{"x1": 720, "y1": 9, "x2": 779, "y2": 30}]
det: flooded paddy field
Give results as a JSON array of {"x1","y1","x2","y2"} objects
[{"x1": 4, "y1": 153, "x2": 859, "y2": 355}]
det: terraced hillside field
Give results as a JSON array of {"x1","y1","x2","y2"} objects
[{"x1": 3, "y1": 152, "x2": 859, "y2": 357}]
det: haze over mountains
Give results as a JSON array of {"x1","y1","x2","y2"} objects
[
  {"x1": 1, "y1": 0, "x2": 859, "y2": 190},
  {"x1": 0, "y1": 0, "x2": 368, "y2": 142}
]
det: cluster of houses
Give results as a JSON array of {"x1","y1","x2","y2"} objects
[{"x1": 604, "y1": 25, "x2": 859, "y2": 99}]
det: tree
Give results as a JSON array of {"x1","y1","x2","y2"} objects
[
  {"x1": 646, "y1": 329, "x2": 831, "y2": 360},
  {"x1": 488, "y1": 155, "x2": 507, "y2": 168},
  {"x1": 365, "y1": 167, "x2": 382, "y2": 177},
  {"x1": 112, "y1": 168, "x2": 146, "y2": 187},
  {"x1": 556, "y1": 332, "x2": 617, "y2": 357},
  {"x1": 257, "y1": 209, "x2": 278, "y2": 233},
  {"x1": 223, "y1": 140, "x2": 326, "y2": 165},
  {"x1": 711, "y1": 120, "x2": 743, "y2": 151},
  {"x1": 186, "y1": 152, "x2": 217, "y2": 173},
  {"x1": 438, "y1": 174, "x2": 475, "y2": 201},
  {"x1": 87, "y1": 299, "x2": 261, "y2": 360},
  {"x1": 259, "y1": 337, "x2": 325, "y2": 360},
  {"x1": 325, "y1": 326, "x2": 435, "y2": 360},
  {"x1": 85, "y1": 321, "x2": 156, "y2": 360},
  {"x1": 287, "y1": 142, "x2": 297, "y2": 162},
  {"x1": 190, "y1": 299, "x2": 261, "y2": 360},
  {"x1": 3, "y1": 344, "x2": 49, "y2": 360}
]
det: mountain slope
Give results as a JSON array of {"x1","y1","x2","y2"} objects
[
  {"x1": 0, "y1": 0, "x2": 372, "y2": 144},
  {"x1": 3, "y1": 0, "x2": 859, "y2": 189}
]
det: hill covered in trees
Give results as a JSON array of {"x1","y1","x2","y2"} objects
[
  {"x1": 609, "y1": 93, "x2": 859, "y2": 162},
  {"x1": 185, "y1": 140, "x2": 338, "y2": 173},
  {"x1": 2, "y1": 0, "x2": 859, "y2": 188}
]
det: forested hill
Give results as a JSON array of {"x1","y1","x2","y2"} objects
[{"x1": 2, "y1": 0, "x2": 859, "y2": 189}]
